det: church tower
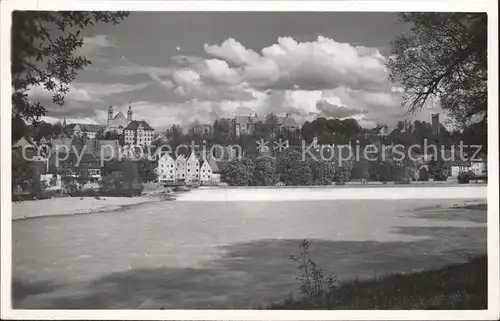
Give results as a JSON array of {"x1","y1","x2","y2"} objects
[
  {"x1": 63, "y1": 117, "x2": 67, "y2": 127},
  {"x1": 127, "y1": 103, "x2": 133, "y2": 121},
  {"x1": 108, "y1": 106, "x2": 113, "y2": 126}
]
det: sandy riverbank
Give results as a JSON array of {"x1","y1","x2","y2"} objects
[
  {"x1": 11, "y1": 196, "x2": 158, "y2": 220},
  {"x1": 176, "y1": 185, "x2": 488, "y2": 201}
]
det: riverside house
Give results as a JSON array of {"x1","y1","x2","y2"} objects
[
  {"x1": 186, "y1": 151, "x2": 200, "y2": 183},
  {"x1": 157, "y1": 153, "x2": 176, "y2": 184},
  {"x1": 175, "y1": 154, "x2": 187, "y2": 182}
]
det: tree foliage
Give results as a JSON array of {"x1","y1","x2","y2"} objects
[
  {"x1": 99, "y1": 160, "x2": 143, "y2": 196},
  {"x1": 277, "y1": 149, "x2": 313, "y2": 186},
  {"x1": 253, "y1": 156, "x2": 278, "y2": 186},
  {"x1": 388, "y1": 13, "x2": 487, "y2": 127},
  {"x1": 308, "y1": 158, "x2": 335, "y2": 185},
  {"x1": 12, "y1": 11, "x2": 129, "y2": 123},
  {"x1": 427, "y1": 156, "x2": 449, "y2": 181},
  {"x1": 221, "y1": 157, "x2": 255, "y2": 186},
  {"x1": 12, "y1": 150, "x2": 41, "y2": 194}
]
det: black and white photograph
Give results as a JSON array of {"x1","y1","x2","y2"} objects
[{"x1": 1, "y1": 0, "x2": 498, "y2": 320}]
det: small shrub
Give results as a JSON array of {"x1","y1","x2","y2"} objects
[
  {"x1": 418, "y1": 167, "x2": 430, "y2": 181},
  {"x1": 289, "y1": 239, "x2": 338, "y2": 298},
  {"x1": 458, "y1": 171, "x2": 474, "y2": 184}
]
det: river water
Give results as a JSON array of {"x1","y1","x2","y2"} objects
[{"x1": 12, "y1": 190, "x2": 487, "y2": 309}]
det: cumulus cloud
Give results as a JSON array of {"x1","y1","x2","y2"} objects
[
  {"x1": 204, "y1": 36, "x2": 389, "y2": 91},
  {"x1": 204, "y1": 38, "x2": 260, "y2": 66},
  {"x1": 50, "y1": 35, "x2": 444, "y2": 129},
  {"x1": 316, "y1": 99, "x2": 367, "y2": 118}
]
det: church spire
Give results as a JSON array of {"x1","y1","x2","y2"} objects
[
  {"x1": 127, "y1": 102, "x2": 133, "y2": 121},
  {"x1": 107, "y1": 106, "x2": 113, "y2": 126},
  {"x1": 63, "y1": 117, "x2": 67, "y2": 127}
]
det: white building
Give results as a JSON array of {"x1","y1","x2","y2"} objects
[
  {"x1": 471, "y1": 159, "x2": 487, "y2": 177},
  {"x1": 450, "y1": 163, "x2": 472, "y2": 177},
  {"x1": 186, "y1": 151, "x2": 200, "y2": 183},
  {"x1": 200, "y1": 159, "x2": 212, "y2": 184},
  {"x1": 157, "y1": 153, "x2": 176, "y2": 184},
  {"x1": 124, "y1": 120, "x2": 155, "y2": 146},
  {"x1": 66, "y1": 123, "x2": 104, "y2": 139},
  {"x1": 175, "y1": 154, "x2": 187, "y2": 182}
]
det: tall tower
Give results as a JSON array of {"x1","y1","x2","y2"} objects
[
  {"x1": 108, "y1": 106, "x2": 113, "y2": 126},
  {"x1": 127, "y1": 103, "x2": 133, "y2": 121},
  {"x1": 431, "y1": 113, "x2": 440, "y2": 135},
  {"x1": 63, "y1": 117, "x2": 67, "y2": 127}
]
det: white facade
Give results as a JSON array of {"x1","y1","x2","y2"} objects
[
  {"x1": 158, "y1": 153, "x2": 176, "y2": 183},
  {"x1": 451, "y1": 165, "x2": 471, "y2": 177},
  {"x1": 155, "y1": 153, "x2": 216, "y2": 185},
  {"x1": 124, "y1": 125, "x2": 154, "y2": 146},
  {"x1": 175, "y1": 155, "x2": 187, "y2": 181},
  {"x1": 200, "y1": 159, "x2": 212, "y2": 183},
  {"x1": 186, "y1": 152, "x2": 200, "y2": 183},
  {"x1": 471, "y1": 160, "x2": 487, "y2": 176}
]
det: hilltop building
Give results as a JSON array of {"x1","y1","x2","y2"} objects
[
  {"x1": 65, "y1": 123, "x2": 104, "y2": 139},
  {"x1": 105, "y1": 105, "x2": 133, "y2": 134},
  {"x1": 432, "y1": 113, "x2": 440, "y2": 135},
  {"x1": 124, "y1": 120, "x2": 155, "y2": 146},
  {"x1": 233, "y1": 113, "x2": 299, "y2": 137}
]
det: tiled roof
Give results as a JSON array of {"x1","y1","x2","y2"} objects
[
  {"x1": 64, "y1": 123, "x2": 105, "y2": 134},
  {"x1": 96, "y1": 140, "x2": 119, "y2": 158},
  {"x1": 125, "y1": 120, "x2": 154, "y2": 131}
]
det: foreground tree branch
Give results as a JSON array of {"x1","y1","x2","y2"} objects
[
  {"x1": 11, "y1": 11, "x2": 130, "y2": 124},
  {"x1": 387, "y1": 13, "x2": 487, "y2": 128}
]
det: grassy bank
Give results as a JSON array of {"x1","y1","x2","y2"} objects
[{"x1": 266, "y1": 256, "x2": 487, "y2": 309}]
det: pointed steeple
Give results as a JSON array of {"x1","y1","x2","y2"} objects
[
  {"x1": 63, "y1": 117, "x2": 67, "y2": 127},
  {"x1": 127, "y1": 102, "x2": 133, "y2": 121},
  {"x1": 107, "y1": 106, "x2": 113, "y2": 126}
]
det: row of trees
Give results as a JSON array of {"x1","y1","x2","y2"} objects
[{"x1": 221, "y1": 149, "x2": 353, "y2": 187}]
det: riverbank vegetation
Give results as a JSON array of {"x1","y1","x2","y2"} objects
[{"x1": 266, "y1": 240, "x2": 487, "y2": 309}]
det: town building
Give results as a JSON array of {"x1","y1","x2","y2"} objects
[
  {"x1": 105, "y1": 105, "x2": 133, "y2": 134},
  {"x1": 471, "y1": 157, "x2": 487, "y2": 177},
  {"x1": 157, "y1": 153, "x2": 176, "y2": 184},
  {"x1": 190, "y1": 123, "x2": 213, "y2": 136},
  {"x1": 199, "y1": 159, "x2": 212, "y2": 184},
  {"x1": 450, "y1": 160, "x2": 472, "y2": 177},
  {"x1": 65, "y1": 123, "x2": 104, "y2": 139},
  {"x1": 233, "y1": 113, "x2": 299, "y2": 137},
  {"x1": 124, "y1": 120, "x2": 155, "y2": 146},
  {"x1": 175, "y1": 154, "x2": 187, "y2": 182},
  {"x1": 186, "y1": 151, "x2": 200, "y2": 183}
]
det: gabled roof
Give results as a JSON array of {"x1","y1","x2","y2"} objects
[
  {"x1": 66, "y1": 123, "x2": 104, "y2": 133},
  {"x1": 188, "y1": 151, "x2": 199, "y2": 162},
  {"x1": 125, "y1": 120, "x2": 154, "y2": 131},
  {"x1": 279, "y1": 116, "x2": 299, "y2": 128},
  {"x1": 113, "y1": 112, "x2": 126, "y2": 121},
  {"x1": 13, "y1": 136, "x2": 37, "y2": 149},
  {"x1": 159, "y1": 153, "x2": 175, "y2": 162}
]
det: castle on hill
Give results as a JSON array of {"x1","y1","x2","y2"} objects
[{"x1": 60, "y1": 104, "x2": 155, "y2": 146}]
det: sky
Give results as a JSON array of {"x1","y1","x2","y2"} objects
[{"x1": 29, "y1": 11, "x2": 444, "y2": 131}]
